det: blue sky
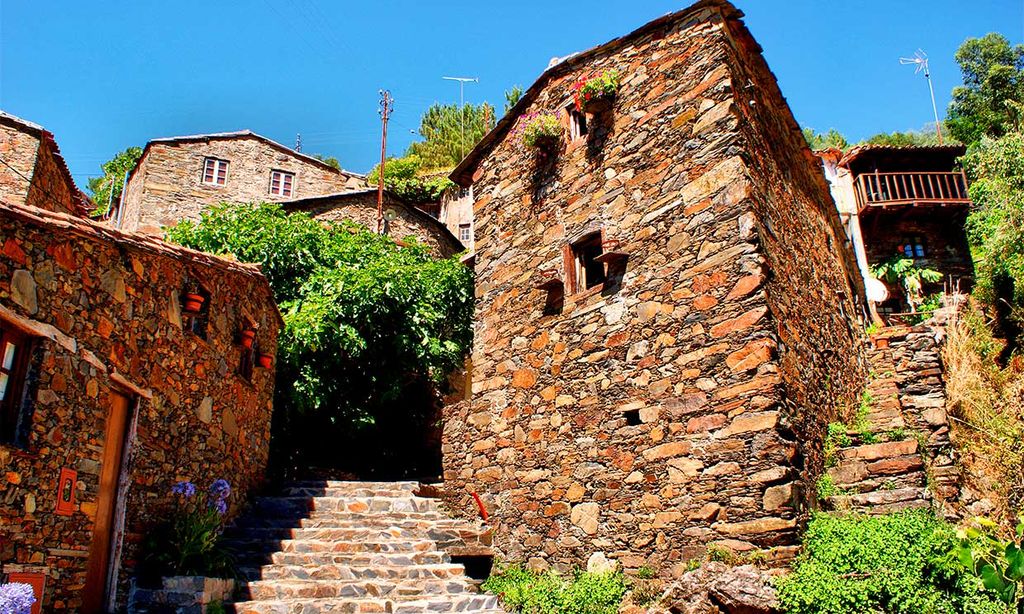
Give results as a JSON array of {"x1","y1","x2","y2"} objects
[{"x1": 1, "y1": 1, "x2": 1021, "y2": 188}]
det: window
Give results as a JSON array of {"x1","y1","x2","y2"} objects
[
  {"x1": 567, "y1": 233, "x2": 606, "y2": 293},
  {"x1": 901, "y1": 236, "x2": 926, "y2": 259},
  {"x1": 269, "y1": 170, "x2": 295, "y2": 197},
  {"x1": 568, "y1": 105, "x2": 588, "y2": 141},
  {"x1": 0, "y1": 324, "x2": 34, "y2": 445},
  {"x1": 202, "y1": 158, "x2": 229, "y2": 186},
  {"x1": 458, "y1": 223, "x2": 472, "y2": 243}
]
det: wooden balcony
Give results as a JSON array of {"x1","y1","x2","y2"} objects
[{"x1": 854, "y1": 171, "x2": 970, "y2": 213}]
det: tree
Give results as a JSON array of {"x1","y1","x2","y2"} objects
[
  {"x1": 165, "y1": 203, "x2": 474, "y2": 476},
  {"x1": 310, "y1": 153, "x2": 341, "y2": 170},
  {"x1": 864, "y1": 125, "x2": 949, "y2": 147},
  {"x1": 947, "y1": 33, "x2": 1024, "y2": 146},
  {"x1": 88, "y1": 146, "x2": 142, "y2": 216},
  {"x1": 504, "y1": 85, "x2": 524, "y2": 114},
  {"x1": 871, "y1": 255, "x2": 943, "y2": 313},
  {"x1": 367, "y1": 155, "x2": 455, "y2": 203},
  {"x1": 802, "y1": 127, "x2": 849, "y2": 151},
  {"x1": 962, "y1": 129, "x2": 1024, "y2": 345},
  {"x1": 405, "y1": 102, "x2": 496, "y2": 168}
]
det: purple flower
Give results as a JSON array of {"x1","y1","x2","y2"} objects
[
  {"x1": 211, "y1": 498, "x2": 228, "y2": 516},
  {"x1": 208, "y1": 479, "x2": 231, "y2": 500},
  {"x1": 0, "y1": 582, "x2": 37, "y2": 614},
  {"x1": 171, "y1": 481, "x2": 196, "y2": 497}
]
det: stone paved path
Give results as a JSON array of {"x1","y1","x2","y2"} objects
[
  {"x1": 823, "y1": 326, "x2": 960, "y2": 516},
  {"x1": 226, "y1": 481, "x2": 505, "y2": 613}
]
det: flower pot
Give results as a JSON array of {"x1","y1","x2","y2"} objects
[
  {"x1": 874, "y1": 337, "x2": 889, "y2": 349},
  {"x1": 182, "y1": 293, "x2": 205, "y2": 314},
  {"x1": 531, "y1": 134, "x2": 561, "y2": 154},
  {"x1": 582, "y1": 94, "x2": 614, "y2": 115},
  {"x1": 257, "y1": 353, "x2": 273, "y2": 369},
  {"x1": 239, "y1": 329, "x2": 256, "y2": 349}
]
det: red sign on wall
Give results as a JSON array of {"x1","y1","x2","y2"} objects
[
  {"x1": 55, "y1": 468, "x2": 76, "y2": 516},
  {"x1": 6, "y1": 572, "x2": 45, "y2": 614}
]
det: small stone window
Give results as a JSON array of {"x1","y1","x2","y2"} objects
[
  {"x1": 566, "y1": 232, "x2": 606, "y2": 293},
  {"x1": 901, "y1": 236, "x2": 926, "y2": 259},
  {"x1": 458, "y1": 223, "x2": 472, "y2": 243},
  {"x1": 269, "y1": 170, "x2": 295, "y2": 197},
  {"x1": 568, "y1": 104, "x2": 588, "y2": 141},
  {"x1": 202, "y1": 157, "x2": 229, "y2": 186},
  {"x1": 238, "y1": 345, "x2": 255, "y2": 382},
  {"x1": 0, "y1": 323, "x2": 35, "y2": 445}
]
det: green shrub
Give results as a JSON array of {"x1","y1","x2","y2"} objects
[
  {"x1": 954, "y1": 516, "x2": 1024, "y2": 611},
  {"x1": 776, "y1": 511, "x2": 1009, "y2": 614},
  {"x1": 482, "y1": 564, "x2": 627, "y2": 614}
]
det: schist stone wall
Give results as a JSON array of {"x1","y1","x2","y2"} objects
[
  {"x1": 120, "y1": 133, "x2": 366, "y2": 234},
  {"x1": 0, "y1": 114, "x2": 86, "y2": 217},
  {"x1": 0, "y1": 201, "x2": 280, "y2": 610},
  {"x1": 442, "y1": 0, "x2": 867, "y2": 575},
  {"x1": 282, "y1": 189, "x2": 464, "y2": 258}
]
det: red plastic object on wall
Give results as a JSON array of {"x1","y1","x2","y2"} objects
[
  {"x1": 7, "y1": 572, "x2": 45, "y2": 614},
  {"x1": 471, "y1": 491, "x2": 489, "y2": 521},
  {"x1": 55, "y1": 467, "x2": 76, "y2": 516}
]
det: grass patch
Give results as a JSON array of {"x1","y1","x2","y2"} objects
[
  {"x1": 482, "y1": 564, "x2": 628, "y2": 614},
  {"x1": 775, "y1": 510, "x2": 1009, "y2": 614}
]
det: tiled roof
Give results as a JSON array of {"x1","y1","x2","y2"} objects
[
  {"x1": 0, "y1": 198, "x2": 283, "y2": 326},
  {"x1": 839, "y1": 144, "x2": 967, "y2": 168}
]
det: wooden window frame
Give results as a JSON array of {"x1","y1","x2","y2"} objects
[
  {"x1": 567, "y1": 104, "x2": 588, "y2": 141},
  {"x1": 202, "y1": 157, "x2": 229, "y2": 186},
  {"x1": 901, "y1": 235, "x2": 927, "y2": 259},
  {"x1": 0, "y1": 323, "x2": 35, "y2": 445},
  {"x1": 458, "y1": 223, "x2": 472, "y2": 243},
  {"x1": 564, "y1": 231, "x2": 606, "y2": 295},
  {"x1": 269, "y1": 169, "x2": 295, "y2": 197}
]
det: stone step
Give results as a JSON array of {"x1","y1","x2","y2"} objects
[
  {"x1": 239, "y1": 563, "x2": 469, "y2": 582},
  {"x1": 240, "y1": 550, "x2": 451, "y2": 568},
  {"x1": 285, "y1": 480, "x2": 421, "y2": 492},
  {"x1": 836, "y1": 438, "x2": 919, "y2": 462},
  {"x1": 826, "y1": 487, "x2": 931, "y2": 514},
  {"x1": 230, "y1": 513, "x2": 470, "y2": 530},
  {"x1": 224, "y1": 538, "x2": 441, "y2": 555},
  {"x1": 280, "y1": 486, "x2": 431, "y2": 499},
  {"x1": 232, "y1": 595, "x2": 502, "y2": 614},
  {"x1": 250, "y1": 496, "x2": 440, "y2": 516},
  {"x1": 225, "y1": 526, "x2": 444, "y2": 541},
  {"x1": 244, "y1": 578, "x2": 475, "y2": 600}
]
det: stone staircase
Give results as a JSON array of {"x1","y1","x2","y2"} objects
[
  {"x1": 225, "y1": 480, "x2": 504, "y2": 613},
  {"x1": 823, "y1": 326, "x2": 960, "y2": 515}
]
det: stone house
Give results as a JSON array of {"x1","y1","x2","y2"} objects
[
  {"x1": 282, "y1": 188, "x2": 464, "y2": 258},
  {"x1": 819, "y1": 144, "x2": 973, "y2": 317},
  {"x1": 114, "y1": 130, "x2": 366, "y2": 234},
  {"x1": 0, "y1": 110, "x2": 93, "y2": 217},
  {"x1": 443, "y1": 0, "x2": 868, "y2": 574},
  {"x1": 0, "y1": 118, "x2": 282, "y2": 612}
]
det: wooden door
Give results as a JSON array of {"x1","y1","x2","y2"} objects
[{"x1": 82, "y1": 392, "x2": 132, "y2": 613}]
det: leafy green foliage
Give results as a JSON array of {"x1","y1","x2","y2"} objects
[
  {"x1": 802, "y1": 127, "x2": 850, "y2": 151},
  {"x1": 954, "y1": 516, "x2": 1024, "y2": 612},
  {"x1": 482, "y1": 564, "x2": 628, "y2": 614},
  {"x1": 947, "y1": 34, "x2": 1024, "y2": 146},
  {"x1": 865, "y1": 126, "x2": 949, "y2": 147},
  {"x1": 87, "y1": 146, "x2": 142, "y2": 216},
  {"x1": 505, "y1": 86, "x2": 524, "y2": 114},
  {"x1": 962, "y1": 130, "x2": 1024, "y2": 341},
  {"x1": 367, "y1": 155, "x2": 456, "y2": 203},
  {"x1": 310, "y1": 153, "x2": 342, "y2": 170},
  {"x1": 871, "y1": 255, "x2": 944, "y2": 312},
  {"x1": 165, "y1": 203, "x2": 473, "y2": 473},
  {"x1": 405, "y1": 102, "x2": 496, "y2": 168},
  {"x1": 776, "y1": 511, "x2": 1010, "y2": 614},
  {"x1": 140, "y1": 481, "x2": 234, "y2": 581}
]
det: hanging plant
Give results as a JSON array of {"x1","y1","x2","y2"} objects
[
  {"x1": 513, "y1": 112, "x2": 563, "y2": 151},
  {"x1": 573, "y1": 69, "x2": 621, "y2": 113}
]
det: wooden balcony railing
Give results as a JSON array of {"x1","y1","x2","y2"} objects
[{"x1": 854, "y1": 171, "x2": 970, "y2": 212}]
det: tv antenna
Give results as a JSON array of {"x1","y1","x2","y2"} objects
[
  {"x1": 899, "y1": 49, "x2": 944, "y2": 144},
  {"x1": 443, "y1": 76, "x2": 479, "y2": 160}
]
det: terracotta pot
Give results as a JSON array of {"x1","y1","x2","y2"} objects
[
  {"x1": 257, "y1": 353, "x2": 273, "y2": 369},
  {"x1": 240, "y1": 329, "x2": 256, "y2": 349},
  {"x1": 182, "y1": 293, "x2": 205, "y2": 313},
  {"x1": 582, "y1": 94, "x2": 614, "y2": 115},
  {"x1": 874, "y1": 337, "x2": 889, "y2": 349}
]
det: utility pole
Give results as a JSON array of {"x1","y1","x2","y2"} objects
[
  {"x1": 443, "y1": 76, "x2": 479, "y2": 160},
  {"x1": 899, "y1": 50, "x2": 944, "y2": 144},
  {"x1": 295, "y1": 133, "x2": 302, "y2": 152},
  {"x1": 377, "y1": 90, "x2": 393, "y2": 234}
]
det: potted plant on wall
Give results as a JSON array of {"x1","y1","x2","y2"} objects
[
  {"x1": 573, "y1": 69, "x2": 621, "y2": 115},
  {"x1": 514, "y1": 112, "x2": 563, "y2": 156},
  {"x1": 257, "y1": 352, "x2": 273, "y2": 369},
  {"x1": 182, "y1": 284, "x2": 206, "y2": 315},
  {"x1": 238, "y1": 326, "x2": 256, "y2": 349}
]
